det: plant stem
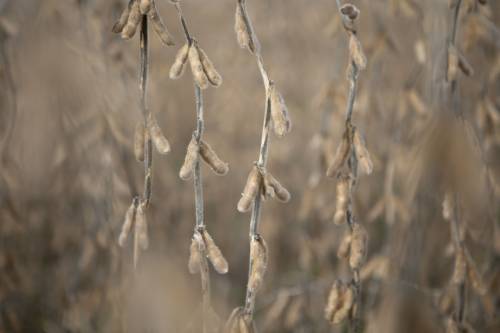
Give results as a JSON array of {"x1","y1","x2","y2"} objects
[
  {"x1": 139, "y1": 15, "x2": 153, "y2": 207},
  {"x1": 173, "y1": 4, "x2": 210, "y2": 331},
  {"x1": 237, "y1": 0, "x2": 273, "y2": 320}
]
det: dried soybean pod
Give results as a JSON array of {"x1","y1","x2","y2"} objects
[
  {"x1": 349, "y1": 33, "x2": 367, "y2": 70},
  {"x1": 135, "y1": 203, "x2": 149, "y2": 250},
  {"x1": 334, "y1": 285, "x2": 354, "y2": 324},
  {"x1": 149, "y1": 1, "x2": 175, "y2": 46},
  {"x1": 234, "y1": 1, "x2": 260, "y2": 54},
  {"x1": 112, "y1": 0, "x2": 132, "y2": 34},
  {"x1": 264, "y1": 173, "x2": 291, "y2": 203},
  {"x1": 179, "y1": 137, "x2": 199, "y2": 181},
  {"x1": 134, "y1": 122, "x2": 145, "y2": 162},
  {"x1": 170, "y1": 43, "x2": 190, "y2": 79},
  {"x1": 350, "y1": 223, "x2": 368, "y2": 269},
  {"x1": 326, "y1": 128, "x2": 352, "y2": 177},
  {"x1": 202, "y1": 230, "x2": 229, "y2": 274},
  {"x1": 121, "y1": 0, "x2": 141, "y2": 39},
  {"x1": 188, "y1": 234, "x2": 202, "y2": 274},
  {"x1": 118, "y1": 199, "x2": 137, "y2": 247},
  {"x1": 188, "y1": 42, "x2": 209, "y2": 89},
  {"x1": 248, "y1": 235, "x2": 268, "y2": 293},
  {"x1": 269, "y1": 82, "x2": 292, "y2": 137},
  {"x1": 237, "y1": 166, "x2": 262, "y2": 213},
  {"x1": 337, "y1": 233, "x2": 352, "y2": 259},
  {"x1": 353, "y1": 128, "x2": 373, "y2": 174},
  {"x1": 139, "y1": 0, "x2": 152, "y2": 14},
  {"x1": 333, "y1": 175, "x2": 350, "y2": 225},
  {"x1": 147, "y1": 114, "x2": 171, "y2": 154},
  {"x1": 199, "y1": 140, "x2": 229, "y2": 176},
  {"x1": 197, "y1": 46, "x2": 223, "y2": 87}
]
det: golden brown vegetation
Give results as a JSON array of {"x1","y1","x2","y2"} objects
[{"x1": 0, "y1": 0, "x2": 499, "y2": 332}]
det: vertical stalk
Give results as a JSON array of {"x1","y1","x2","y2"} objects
[{"x1": 139, "y1": 15, "x2": 153, "y2": 208}]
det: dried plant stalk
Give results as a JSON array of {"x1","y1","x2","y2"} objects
[
  {"x1": 324, "y1": 2, "x2": 370, "y2": 332},
  {"x1": 227, "y1": 0, "x2": 292, "y2": 328},
  {"x1": 113, "y1": 4, "x2": 173, "y2": 267},
  {"x1": 171, "y1": 3, "x2": 227, "y2": 332}
]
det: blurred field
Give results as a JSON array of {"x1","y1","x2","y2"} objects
[{"x1": 0, "y1": 0, "x2": 499, "y2": 332}]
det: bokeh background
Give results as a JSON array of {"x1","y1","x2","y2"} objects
[{"x1": 0, "y1": 0, "x2": 499, "y2": 332}]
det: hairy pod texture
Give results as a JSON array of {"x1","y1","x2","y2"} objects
[
  {"x1": 188, "y1": 42, "x2": 209, "y2": 89},
  {"x1": 197, "y1": 47, "x2": 223, "y2": 87},
  {"x1": 326, "y1": 125, "x2": 353, "y2": 177},
  {"x1": 325, "y1": 280, "x2": 355, "y2": 324},
  {"x1": 248, "y1": 235, "x2": 268, "y2": 293},
  {"x1": 121, "y1": 0, "x2": 141, "y2": 39},
  {"x1": 202, "y1": 230, "x2": 229, "y2": 274},
  {"x1": 263, "y1": 172, "x2": 291, "y2": 203},
  {"x1": 269, "y1": 82, "x2": 292, "y2": 138},
  {"x1": 199, "y1": 140, "x2": 229, "y2": 176},
  {"x1": 188, "y1": 234, "x2": 202, "y2": 274},
  {"x1": 237, "y1": 166, "x2": 263, "y2": 213},
  {"x1": 118, "y1": 199, "x2": 137, "y2": 247},
  {"x1": 353, "y1": 128, "x2": 373, "y2": 174},
  {"x1": 147, "y1": 114, "x2": 171, "y2": 155},
  {"x1": 349, "y1": 222, "x2": 368, "y2": 269},
  {"x1": 179, "y1": 137, "x2": 199, "y2": 181},
  {"x1": 333, "y1": 175, "x2": 351, "y2": 225},
  {"x1": 170, "y1": 43, "x2": 190, "y2": 79},
  {"x1": 148, "y1": 0, "x2": 175, "y2": 45},
  {"x1": 234, "y1": 2, "x2": 260, "y2": 54}
]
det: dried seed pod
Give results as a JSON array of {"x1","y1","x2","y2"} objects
[
  {"x1": 337, "y1": 233, "x2": 352, "y2": 259},
  {"x1": 353, "y1": 128, "x2": 373, "y2": 175},
  {"x1": 349, "y1": 33, "x2": 367, "y2": 70},
  {"x1": 263, "y1": 172, "x2": 291, "y2": 203},
  {"x1": 139, "y1": 0, "x2": 152, "y2": 14},
  {"x1": 188, "y1": 234, "x2": 202, "y2": 274},
  {"x1": 325, "y1": 280, "x2": 355, "y2": 324},
  {"x1": 452, "y1": 247, "x2": 466, "y2": 284},
  {"x1": 350, "y1": 222, "x2": 368, "y2": 269},
  {"x1": 118, "y1": 199, "x2": 137, "y2": 247},
  {"x1": 199, "y1": 140, "x2": 229, "y2": 176},
  {"x1": 112, "y1": 0, "x2": 132, "y2": 34},
  {"x1": 326, "y1": 127, "x2": 352, "y2": 177},
  {"x1": 149, "y1": 2, "x2": 175, "y2": 46},
  {"x1": 448, "y1": 46, "x2": 459, "y2": 82},
  {"x1": 269, "y1": 82, "x2": 292, "y2": 137},
  {"x1": 135, "y1": 203, "x2": 148, "y2": 250},
  {"x1": 188, "y1": 42, "x2": 209, "y2": 89},
  {"x1": 234, "y1": 3, "x2": 260, "y2": 54},
  {"x1": 202, "y1": 230, "x2": 228, "y2": 274},
  {"x1": 134, "y1": 122, "x2": 145, "y2": 162},
  {"x1": 340, "y1": 4, "x2": 360, "y2": 20},
  {"x1": 179, "y1": 137, "x2": 199, "y2": 181},
  {"x1": 170, "y1": 43, "x2": 190, "y2": 79},
  {"x1": 333, "y1": 175, "x2": 350, "y2": 225},
  {"x1": 237, "y1": 166, "x2": 263, "y2": 213},
  {"x1": 147, "y1": 114, "x2": 171, "y2": 154},
  {"x1": 197, "y1": 46, "x2": 223, "y2": 87},
  {"x1": 248, "y1": 235, "x2": 268, "y2": 293},
  {"x1": 121, "y1": 1, "x2": 141, "y2": 39}
]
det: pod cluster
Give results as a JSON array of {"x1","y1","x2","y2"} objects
[
  {"x1": 179, "y1": 135, "x2": 229, "y2": 181},
  {"x1": 118, "y1": 198, "x2": 149, "y2": 268},
  {"x1": 237, "y1": 165, "x2": 291, "y2": 213},
  {"x1": 188, "y1": 229, "x2": 229, "y2": 275},
  {"x1": 112, "y1": 0, "x2": 175, "y2": 45},
  {"x1": 169, "y1": 40, "x2": 222, "y2": 89}
]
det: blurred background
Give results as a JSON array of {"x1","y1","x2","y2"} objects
[{"x1": 0, "y1": 0, "x2": 499, "y2": 332}]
